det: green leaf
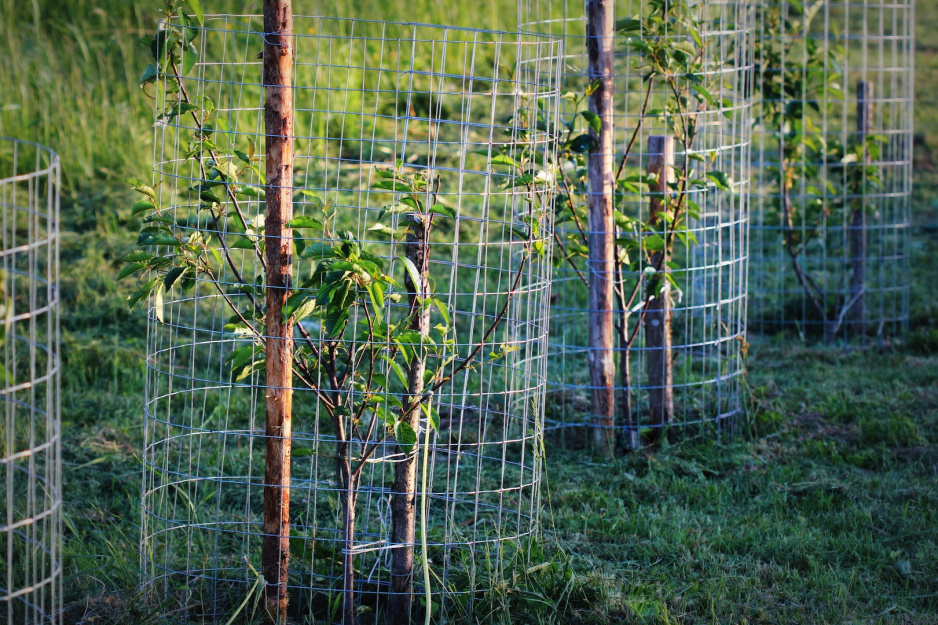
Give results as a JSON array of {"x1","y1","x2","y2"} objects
[
  {"x1": 642, "y1": 234, "x2": 665, "y2": 252},
  {"x1": 128, "y1": 278, "x2": 160, "y2": 311},
  {"x1": 300, "y1": 243, "x2": 336, "y2": 260},
  {"x1": 230, "y1": 236, "x2": 257, "y2": 250},
  {"x1": 140, "y1": 64, "x2": 159, "y2": 85},
  {"x1": 132, "y1": 199, "x2": 157, "y2": 214},
  {"x1": 372, "y1": 179, "x2": 413, "y2": 193},
  {"x1": 296, "y1": 190, "x2": 325, "y2": 211},
  {"x1": 430, "y1": 297, "x2": 450, "y2": 326},
  {"x1": 366, "y1": 281, "x2": 385, "y2": 316},
  {"x1": 163, "y1": 266, "x2": 185, "y2": 290},
  {"x1": 283, "y1": 291, "x2": 317, "y2": 324},
  {"x1": 130, "y1": 180, "x2": 159, "y2": 200},
  {"x1": 154, "y1": 283, "x2": 165, "y2": 323},
  {"x1": 400, "y1": 257, "x2": 423, "y2": 296},
  {"x1": 421, "y1": 403, "x2": 440, "y2": 432},
  {"x1": 181, "y1": 43, "x2": 197, "y2": 76},
  {"x1": 368, "y1": 224, "x2": 397, "y2": 237},
  {"x1": 292, "y1": 447, "x2": 315, "y2": 458},
  {"x1": 214, "y1": 159, "x2": 239, "y2": 181},
  {"x1": 116, "y1": 263, "x2": 146, "y2": 281},
  {"x1": 615, "y1": 17, "x2": 642, "y2": 33},
  {"x1": 397, "y1": 421, "x2": 418, "y2": 454},
  {"x1": 288, "y1": 216, "x2": 325, "y2": 230},
  {"x1": 138, "y1": 231, "x2": 182, "y2": 247},
  {"x1": 380, "y1": 355, "x2": 407, "y2": 387},
  {"x1": 122, "y1": 251, "x2": 154, "y2": 264},
  {"x1": 491, "y1": 154, "x2": 520, "y2": 168},
  {"x1": 569, "y1": 134, "x2": 595, "y2": 153},
  {"x1": 428, "y1": 204, "x2": 456, "y2": 219},
  {"x1": 234, "y1": 150, "x2": 251, "y2": 164},
  {"x1": 581, "y1": 110, "x2": 601, "y2": 134},
  {"x1": 185, "y1": 0, "x2": 204, "y2": 25},
  {"x1": 705, "y1": 171, "x2": 734, "y2": 192}
]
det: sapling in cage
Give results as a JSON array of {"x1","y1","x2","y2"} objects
[
  {"x1": 751, "y1": 0, "x2": 914, "y2": 341},
  {"x1": 127, "y1": 7, "x2": 560, "y2": 624},
  {"x1": 527, "y1": 0, "x2": 750, "y2": 450}
]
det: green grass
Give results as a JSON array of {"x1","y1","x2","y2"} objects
[{"x1": 1, "y1": 0, "x2": 937, "y2": 623}]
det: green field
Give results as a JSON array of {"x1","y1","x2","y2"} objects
[{"x1": 1, "y1": 0, "x2": 936, "y2": 623}]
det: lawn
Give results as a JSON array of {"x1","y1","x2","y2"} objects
[{"x1": 0, "y1": 0, "x2": 936, "y2": 623}]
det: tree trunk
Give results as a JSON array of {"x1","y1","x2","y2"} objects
[
  {"x1": 389, "y1": 213, "x2": 430, "y2": 625},
  {"x1": 848, "y1": 80, "x2": 872, "y2": 339},
  {"x1": 341, "y1": 472, "x2": 359, "y2": 625},
  {"x1": 585, "y1": 0, "x2": 616, "y2": 454},
  {"x1": 645, "y1": 136, "x2": 674, "y2": 442},
  {"x1": 262, "y1": 1, "x2": 294, "y2": 623}
]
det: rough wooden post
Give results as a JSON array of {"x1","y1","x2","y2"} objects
[
  {"x1": 848, "y1": 80, "x2": 872, "y2": 338},
  {"x1": 262, "y1": 1, "x2": 294, "y2": 622},
  {"x1": 645, "y1": 136, "x2": 674, "y2": 441},
  {"x1": 388, "y1": 212, "x2": 430, "y2": 625},
  {"x1": 585, "y1": 0, "x2": 616, "y2": 454}
]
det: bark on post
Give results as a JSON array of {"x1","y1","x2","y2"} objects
[
  {"x1": 585, "y1": 0, "x2": 616, "y2": 454},
  {"x1": 389, "y1": 213, "x2": 430, "y2": 625},
  {"x1": 262, "y1": 1, "x2": 294, "y2": 622},
  {"x1": 645, "y1": 136, "x2": 674, "y2": 441},
  {"x1": 848, "y1": 80, "x2": 872, "y2": 338}
]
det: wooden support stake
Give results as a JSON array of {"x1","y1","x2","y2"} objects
[
  {"x1": 262, "y1": 1, "x2": 294, "y2": 622},
  {"x1": 388, "y1": 212, "x2": 431, "y2": 625},
  {"x1": 848, "y1": 80, "x2": 872, "y2": 338},
  {"x1": 585, "y1": 0, "x2": 616, "y2": 454},
  {"x1": 645, "y1": 136, "x2": 674, "y2": 440}
]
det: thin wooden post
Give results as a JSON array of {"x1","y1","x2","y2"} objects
[
  {"x1": 262, "y1": 1, "x2": 294, "y2": 622},
  {"x1": 585, "y1": 0, "x2": 616, "y2": 454},
  {"x1": 645, "y1": 136, "x2": 674, "y2": 441},
  {"x1": 388, "y1": 213, "x2": 430, "y2": 625},
  {"x1": 848, "y1": 80, "x2": 872, "y2": 338}
]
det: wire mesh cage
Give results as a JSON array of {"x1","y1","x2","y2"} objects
[
  {"x1": 518, "y1": 0, "x2": 753, "y2": 446},
  {"x1": 0, "y1": 138, "x2": 61, "y2": 625},
  {"x1": 749, "y1": 0, "x2": 914, "y2": 342},
  {"x1": 137, "y1": 15, "x2": 561, "y2": 623}
]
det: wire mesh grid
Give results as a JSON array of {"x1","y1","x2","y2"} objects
[
  {"x1": 139, "y1": 15, "x2": 561, "y2": 623},
  {"x1": 518, "y1": 0, "x2": 753, "y2": 445},
  {"x1": 749, "y1": 0, "x2": 914, "y2": 342},
  {"x1": 0, "y1": 138, "x2": 61, "y2": 625}
]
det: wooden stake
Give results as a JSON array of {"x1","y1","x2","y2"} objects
[
  {"x1": 848, "y1": 80, "x2": 872, "y2": 338},
  {"x1": 262, "y1": 1, "x2": 294, "y2": 622},
  {"x1": 388, "y1": 212, "x2": 430, "y2": 625},
  {"x1": 645, "y1": 136, "x2": 674, "y2": 440},
  {"x1": 585, "y1": 0, "x2": 616, "y2": 454}
]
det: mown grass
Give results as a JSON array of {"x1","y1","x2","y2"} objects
[{"x1": 0, "y1": 0, "x2": 936, "y2": 623}]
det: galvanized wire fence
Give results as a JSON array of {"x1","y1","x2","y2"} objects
[
  {"x1": 0, "y1": 138, "x2": 61, "y2": 625},
  {"x1": 138, "y1": 15, "x2": 560, "y2": 623},
  {"x1": 519, "y1": 0, "x2": 753, "y2": 446},
  {"x1": 750, "y1": 0, "x2": 914, "y2": 342}
]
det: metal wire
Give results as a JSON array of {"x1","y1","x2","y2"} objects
[
  {"x1": 0, "y1": 137, "x2": 62, "y2": 625},
  {"x1": 518, "y1": 0, "x2": 753, "y2": 443},
  {"x1": 749, "y1": 0, "x2": 914, "y2": 342},
  {"x1": 139, "y1": 16, "x2": 561, "y2": 622}
]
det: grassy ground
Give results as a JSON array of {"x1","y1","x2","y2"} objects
[{"x1": 1, "y1": 0, "x2": 936, "y2": 623}]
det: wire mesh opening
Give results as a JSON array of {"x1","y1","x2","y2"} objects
[
  {"x1": 0, "y1": 137, "x2": 61, "y2": 625},
  {"x1": 750, "y1": 0, "x2": 914, "y2": 342},
  {"x1": 518, "y1": 0, "x2": 753, "y2": 445},
  {"x1": 139, "y1": 16, "x2": 560, "y2": 623}
]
